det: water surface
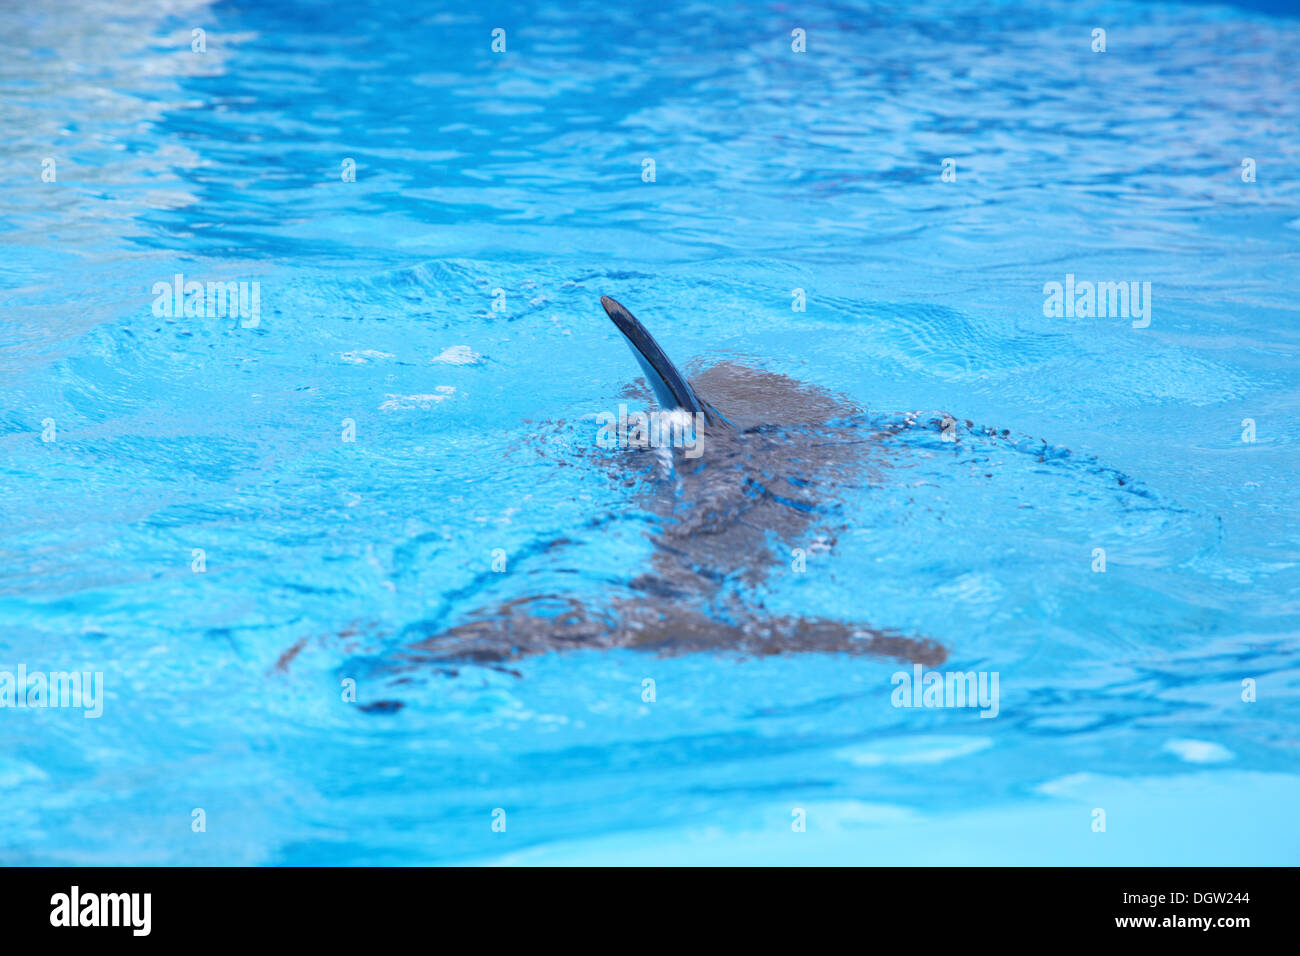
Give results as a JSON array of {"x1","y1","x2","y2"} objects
[{"x1": 1, "y1": 0, "x2": 1298, "y2": 864}]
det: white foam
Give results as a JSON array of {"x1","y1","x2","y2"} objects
[
  {"x1": 1163, "y1": 739, "x2": 1233, "y2": 764},
  {"x1": 430, "y1": 346, "x2": 483, "y2": 366},
  {"x1": 340, "y1": 349, "x2": 394, "y2": 364},
  {"x1": 380, "y1": 387, "x2": 456, "y2": 410}
]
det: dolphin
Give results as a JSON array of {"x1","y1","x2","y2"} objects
[
  {"x1": 599, "y1": 295, "x2": 730, "y2": 429},
  {"x1": 396, "y1": 296, "x2": 949, "y2": 669}
]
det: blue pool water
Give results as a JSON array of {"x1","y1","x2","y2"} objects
[{"x1": 2, "y1": 0, "x2": 1298, "y2": 865}]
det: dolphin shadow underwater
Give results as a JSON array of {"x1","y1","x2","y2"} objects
[{"x1": 392, "y1": 295, "x2": 953, "y2": 672}]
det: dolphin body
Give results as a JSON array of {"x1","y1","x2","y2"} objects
[{"x1": 400, "y1": 296, "x2": 948, "y2": 669}]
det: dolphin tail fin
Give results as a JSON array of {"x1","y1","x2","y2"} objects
[{"x1": 600, "y1": 296, "x2": 729, "y2": 427}]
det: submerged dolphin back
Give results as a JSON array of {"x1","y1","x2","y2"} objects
[{"x1": 601, "y1": 296, "x2": 730, "y2": 427}]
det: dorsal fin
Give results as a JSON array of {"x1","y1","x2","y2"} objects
[{"x1": 601, "y1": 296, "x2": 730, "y2": 427}]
